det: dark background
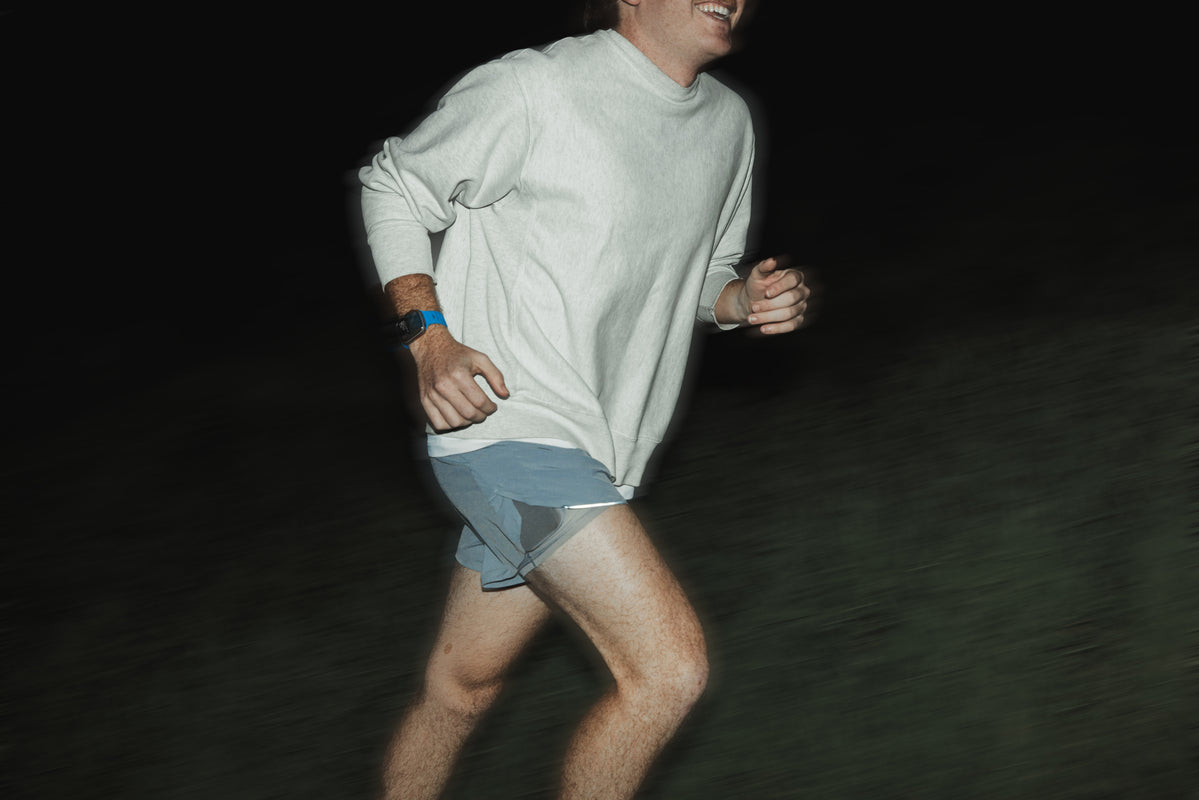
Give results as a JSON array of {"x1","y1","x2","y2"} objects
[
  {"x1": 5, "y1": 3, "x2": 1197, "y2": 798},
  {"x1": 4, "y1": 3, "x2": 1193, "y2": 400}
]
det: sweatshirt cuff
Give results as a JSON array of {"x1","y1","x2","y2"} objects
[
  {"x1": 697, "y1": 269, "x2": 742, "y2": 330},
  {"x1": 364, "y1": 219, "x2": 436, "y2": 287}
]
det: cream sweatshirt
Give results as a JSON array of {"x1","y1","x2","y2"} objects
[{"x1": 360, "y1": 29, "x2": 755, "y2": 487}]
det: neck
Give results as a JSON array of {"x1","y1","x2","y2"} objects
[{"x1": 613, "y1": 26, "x2": 702, "y2": 87}]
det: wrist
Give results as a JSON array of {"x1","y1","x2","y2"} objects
[
  {"x1": 716, "y1": 278, "x2": 752, "y2": 326},
  {"x1": 396, "y1": 309, "x2": 447, "y2": 348},
  {"x1": 407, "y1": 322, "x2": 453, "y2": 358}
]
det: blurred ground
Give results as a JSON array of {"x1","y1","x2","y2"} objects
[{"x1": 5, "y1": 6, "x2": 1197, "y2": 799}]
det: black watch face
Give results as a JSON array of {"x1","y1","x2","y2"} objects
[{"x1": 398, "y1": 310, "x2": 425, "y2": 343}]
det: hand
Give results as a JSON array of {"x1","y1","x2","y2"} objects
[
  {"x1": 742, "y1": 256, "x2": 811, "y2": 334},
  {"x1": 408, "y1": 327, "x2": 509, "y2": 430}
]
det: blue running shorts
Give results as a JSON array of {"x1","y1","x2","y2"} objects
[{"x1": 429, "y1": 441, "x2": 627, "y2": 590}]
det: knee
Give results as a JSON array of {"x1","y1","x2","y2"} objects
[
  {"x1": 420, "y1": 668, "x2": 504, "y2": 724},
  {"x1": 662, "y1": 645, "x2": 709, "y2": 709},
  {"x1": 627, "y1": 639, "x2": 709, "y2": 715}
]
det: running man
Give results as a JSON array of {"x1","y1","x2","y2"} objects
[{"x1": 359, "y1": 1, "x2": 810, "y2": 797}]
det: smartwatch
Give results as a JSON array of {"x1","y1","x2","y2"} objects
[{"x1": 396, "y1": 309, "x2": 446, "y2": 348}]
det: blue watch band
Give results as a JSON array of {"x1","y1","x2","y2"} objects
[{"x1": 400, "y1": 310, "x2": 447, "y2": 349}]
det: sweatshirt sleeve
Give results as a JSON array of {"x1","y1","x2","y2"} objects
[
  {"x1": 359, "y1": 58, "x2": 531, "y2": 286},
  {"x1": 696, "y1": 138, "x2": 755, "y2": 328}
]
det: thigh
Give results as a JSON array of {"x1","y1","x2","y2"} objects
[
  {"x1": 525, "y1": 504, "x2": 705, "y2": 683},
  {"x1": 425, "y1": 564, "x2": 554, "y2": 690}
]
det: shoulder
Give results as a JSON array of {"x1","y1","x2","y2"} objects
[
  {"x1": 702, "y1": 71, "x2": 755, "y2": 128},
  {"x1": 426, "y1": 34, "x2": 611, "y2": 131},
  {"x1": 428, "y1": 33, "x2": 612, "y2": 121},
  {"x1": 436, "y1": 35, "x2": 584, "y2": 102},
  {"x1": 489, "y1": 32, "x2": 614, "y2": 90}
]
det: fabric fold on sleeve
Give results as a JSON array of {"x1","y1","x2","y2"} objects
[{"x1": 359, "y1": 59, "x2": 531, "y2": 288}]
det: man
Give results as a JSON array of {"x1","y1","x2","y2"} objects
[{"x1": 359, "y1": 1, "x2": 810, "y2": 797}]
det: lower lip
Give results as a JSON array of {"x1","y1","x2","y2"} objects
[{"x1": 699, "y1": 9, "x2": 731, "y2": 25}]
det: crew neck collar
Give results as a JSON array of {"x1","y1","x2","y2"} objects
[{"x1": 597, "y1": 28, "x2": 703, "y2": 103}]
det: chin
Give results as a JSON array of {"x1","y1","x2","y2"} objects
[{"x1": 702, "y1": 39, "x2": 735, "y2": 62}]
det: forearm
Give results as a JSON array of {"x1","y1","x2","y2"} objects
[
  {"x1": 384, "y1": 274, "x2": 455, "y2": 357},
  {"x1": 383, "y1": 275, "x2": 506, "y2": 428},
  {"x1": 384, "y1": 274, "x2": 441, "y2": 318}
]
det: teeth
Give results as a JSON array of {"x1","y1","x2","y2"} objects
[{"x1": 697, "y1": 3, "x2": 730, "y2": 18}]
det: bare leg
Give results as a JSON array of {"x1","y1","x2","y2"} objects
[
  {"x1": 381, "y1": 563, "x2": 552, "y2": 800},
  {"x1": 526, "y1": 504, "x2": 708, "y2": 800}
]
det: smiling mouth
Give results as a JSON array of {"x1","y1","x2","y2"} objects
[{"x1": 696, "y1": 2, "x2": 733, "y2": 24}]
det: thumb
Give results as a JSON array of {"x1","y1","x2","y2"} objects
[
  {"x1": 472, "y1": 352, "x2": 510, "y2": 399},
  {"x1": 752, "y1": 256, "x2": 781, "y2": 277}
]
